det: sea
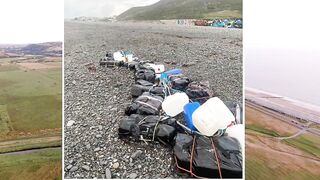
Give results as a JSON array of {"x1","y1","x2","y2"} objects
[{"x1": 245, "y1": 47, "x2": 320, "y2": 107}]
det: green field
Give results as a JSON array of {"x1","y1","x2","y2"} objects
[
  {"x1": 284, "y1": 135, "x2": 320, "y2": 158},
  {"x1": 0, "y1": 105, "x2": 12, "y2": 136},
  {"x1": 0, "y1": 148, "x2": 62, "y2": 180},
  {"x1": 246, "y1": 106, "x2": 320, "y2": 180},
  {"x1": 246, "y1": 124, "x2": 281, "y2": 137},
  {"x1": 0, "y1": 59, "x2": 62, "y2": 180},
  {"x1": 246, "y1": 159, "x2": 320, "y2": 180},
  {"x1": 0, "y1": 62, "x2": 61, "y2": 138}
]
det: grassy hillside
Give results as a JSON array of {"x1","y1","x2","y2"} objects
[
  {"x1": 117, "y1": 0, "x2": 242, "y2": 20},
  {"x1": 21, "y1": 42, "x2": 62, "y2": 57}
]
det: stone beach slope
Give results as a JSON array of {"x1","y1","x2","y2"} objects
[{"x1": 64, "y1": 21, "x2": 242, "y2": 178}]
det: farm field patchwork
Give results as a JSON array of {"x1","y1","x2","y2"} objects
[
  {"x1": 245, "y1": 105, "x2": 320, "y2": 180},
  {"x1": 0, "y1": 60, "x2": 61, "y2": 139},
  {"x1": 0, "y1": 56, "x2": 62, "y2": 180}
]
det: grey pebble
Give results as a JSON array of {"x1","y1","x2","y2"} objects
[
  {"x1": 112, "y1": 162, "x2": 120, "y2": 169},
  {"x1": 105, "y1": 168, "x2": 112, "y2": 179},
  {"x1": 129, "y1": 173, "x2": 138, "y2": 179},
  {"x1": 82, "y1": 165, "x2": 90, "y2": 171}
]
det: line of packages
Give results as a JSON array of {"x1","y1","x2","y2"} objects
[{"x1": 99, "y1": 51, "x2": 243, "y2": 178}]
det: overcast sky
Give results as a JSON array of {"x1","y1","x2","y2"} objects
[
  {"x1": 245, "y1": 0, "x2": 320, "y2": 105},
  {"x1": 65, "y1": 0, "x2": 160, "y2": 18},
  {"x1": 0, "y1": 0, "x2": 63, "y2": 44},
  {"x1": 244, "y1": 0, "x2": 320, "y2": 51}
]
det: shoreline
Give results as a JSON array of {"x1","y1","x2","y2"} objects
[{"x1": 246, "y1": 87, "x2": 320, "y2": 124}]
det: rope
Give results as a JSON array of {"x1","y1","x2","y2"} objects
[
  {"x1": 211, "y1": 138, "x2": 223, "y2": 179},
  {"x1": 137, "y1": 115, "x2": 166, "y2": 143},
  {"x1": 135, "y1": 100, "x2": 159, "y2": 112},
  {"x1": 174, "y1": 156, "x2": 206, "y2": 179},
  {"x1": 138, "y1": 95, "x2": 163, "y2": 103},
  {"x1": 137, "y1": 116, "x2": 148, "y2": 125},
  {"x1": 152, "y1": 116, "x2": 162, "y2": 141},
  {"x1": 173, "y1": 136, "x2": 212, "y2": 179},
  {"x1": 190, "y1": 136, "x2": 196, "y2": 177}
]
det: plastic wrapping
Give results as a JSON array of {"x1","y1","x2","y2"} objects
[
  {"x1": 118, "y1": 115, "x2": 177, "y2": 145},
  {"x1": 131, "y1": 80, "x2": 165, "y2": 97},
  {"x1": 118, "y1": 114, "x2": 145, "y2": 137},
  {"x1": 135, "y1": 68, "x2": 156, "y2": 83},
  {"x1": 174, "y1": 133, "x2": 242, "y2": 178},
  {"x1": 185, "y1": 81, "x2": 211, "y2": 104},
  {"x1": 214, "y1": 136, "x2": 242, "y2": 178},
  {"x1": 125, "y1": 92, "x2": 163, "y2": 115},
  {"x1": 169, "y1": 76, "x2": 191, "y2": 91}
]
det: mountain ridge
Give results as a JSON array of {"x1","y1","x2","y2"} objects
[
  {"x1": 117, "y1": 0, "x2": 242, "y2": 20},
  {"x1": 0, "y1": 42, "x2": 62, "y2": 57}
]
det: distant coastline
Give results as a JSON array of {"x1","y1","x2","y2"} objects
[{"x1": 246, "y1": 87, "x2": 320, "y2": 124}]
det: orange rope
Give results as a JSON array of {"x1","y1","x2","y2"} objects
[
  {"x1": 190, "y1": 136, "x2": 196, "y2": 176},
  {"x1": 211, "y1": 138, "x2": 223, "y2": 179},
  {"x1": 174, "y1": 136, "x2": 225, "y2": 179},
  {"x1": 174, "y1": 156, "x2": 206, "y2": 179}
]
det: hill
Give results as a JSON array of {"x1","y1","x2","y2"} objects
[
  {"x1": 117, "y1": 0, "x2": 242, "y2": 20},
  {"x1": 21, "y1": 42, "x2": 62, "y2": 57},
  {"x1": 0, "y1": 42, "x2": 62, "y2": 57}
]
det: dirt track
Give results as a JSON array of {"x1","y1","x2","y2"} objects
[{"x1": 0, "y1": 136, "x2": 61, "y2": 154}]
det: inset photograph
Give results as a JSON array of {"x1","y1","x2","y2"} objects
[
  {"x1": 64, "y1": 0, "x2": 243, "y2": 179},
  {"x1": 0, "y1": 1, "x2": 63, "y2": 180},
  {"x1": 244, "y1": 1, "x2": 320, "y2": 179}
]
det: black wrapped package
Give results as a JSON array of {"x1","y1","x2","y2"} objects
[
  {"x1": 131, "y1": 80, "x2": 165, "y2": 98},
  {"x1": 131, "y1": 84, "x2": 151, "y2": 97},
  {"x1": 169, "y1": 76, "x2": 191, "y2": 91},
  {"x1": 136, "y1": 79, "x2": 153, "y2": 86},
  {"x1": 185, "y1": 81, "x2": 212, "y2": 104},
  {"x1": 118, "y1": 115, "x2": 177, "y2": 145},
  {"x1": 174, "y1": 134, "x2": 242, "y2": 178},
  {"x1": 128, "y1": 61, "x2": 140, "y2": 70},
  {"x1": 135, "y1": 68, "x2": 156, "y2": 83},
  {"x1": 155, "y1": 124, "x2": 176, "y2": 146},
  {"x1": 118, "y1": 114, "x2": 144, "y2": 138},
  {"x1": 193, "y1": 136, "x2": 221, "y2": 178},
  {"x1": 131, "y1": 80, "x2": 153, "y2": 97},
  {"x1": 213, "y1": 136, "x2": 242, "y2": 178},
  {"x1": 125, "y1": 92, "x2": 163, "y2": 115},
  {"x1": 149, "y1": 86, "x2": 165, "y2": 97},
  {"x1": 174, "y1": 133, "x2": 193, "y2": 170}
]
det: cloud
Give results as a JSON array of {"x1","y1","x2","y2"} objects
[{"x1": 64, "y1": 0, "x2": 160, "y2": 18}]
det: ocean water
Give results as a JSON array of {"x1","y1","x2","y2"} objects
[{"x1": 245, "y1": 48, "x2": 320, "y2": 106}]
